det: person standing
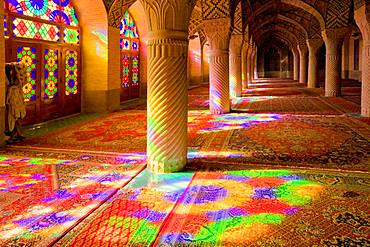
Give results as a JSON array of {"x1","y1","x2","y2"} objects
[{"x1": 5, "y1": 62, "x2": 27, "y2": 143}]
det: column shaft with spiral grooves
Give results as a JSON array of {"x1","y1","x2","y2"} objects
[
  {"x1": 355, "y1": 6, "x2": 370, "y2": 116},
  {"x1": 209, "y1": 50, "x2": 231, "y2": 113},
  {"x1": 147, "y1": 37, "x2": 188, "y2": 173},
  {"x1": 203, "y1": 18, "x2": 232, "y2": 114},
  {"x1": 307, "y1": 39, "x2": 323, "y2": 88},
  {"x1": 241, "y1": 44, "x2": 248, "y2": 90},
  {"x1": 298, "y1": 45, "x2": 308, "y2": 84},
  {"x1": 229, "y1": 54, "x2": 242, "y2": 97},
  {"x1": 229, "y1": 35, "x2": 243, "y2": 98},
  {"x1": 361, "y1": 44, "x2": 370, "y2": 116},
  {"x1": 293, "y1": 50, "x2": 299, "y2": 81},
  {"x1": 246, "y1": 49, "x2": 252, "y2": 85},
  {"x1": 322, "y1": 29, "x2": 348, "y2": 97},
  {"x1": 250, "y1": 47, "x2": 256, "y2": 82}
]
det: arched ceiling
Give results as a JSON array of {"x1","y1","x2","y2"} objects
[
  {"x1": 101, "y1": 0, "x2": 354, "y2": 51},
  {"x1": 186, "y1": 0, "x2": 353, "y2": 52}
]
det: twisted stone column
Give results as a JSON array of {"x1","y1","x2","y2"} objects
[
  {"x1": 140, "y1": 0, "x2": 195, "y2": 173},
  {"x1": 229, "y1": 34, "x2": 243, "y2": 98},
  {"x1": 307, "y1": 38, "x2": 323, "y2": 88},
  {"x1": 257, "y1": 48, "x2": 265, "y2": 78},
  {"x1": 293, "y1": 49, "x2": 299, "y2": 81},
  {"x1": 253, "y1": 48, "x2": 258, "y2": 79},
  {"x1": 322, "y1": 29, "x2": 348, "y2": 97},
  {"x1": 355, "y1": 6, "x2": 370, "y2": 116},
  {"x1": 241, "y1": 43, "x2": 249, "y2": 90},
  {"x1": 298, "y1": 44, "x2": 308, "y2": 84},
  {"x1": 246, "y1": 47, "x2": 252, "y2": 85},
  {"x1": 203, "y1": 18, "x2": 231, "y2": 114},
  {"x1": 250, "y1": 45, "x2": 256, "y2": 82},
  {"x1": 361, "y1": 43, "x2": 370, "y2": 116}
]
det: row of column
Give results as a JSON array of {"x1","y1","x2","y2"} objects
[
  {"x1": 145, "y1": 13, "x2": 259, "y2": 172},
  {"x1": 103, "y1": 2, "x2": 369, "y2": 175},
  {"x1": 1, "y1": 0, "x2": 369, "y2": 176},
  {"x1": 294, "y1": 32, "x2": 348, "y2": 97}
]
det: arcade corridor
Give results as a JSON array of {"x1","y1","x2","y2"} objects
[
  {"x1": 1, "y1": 0, "x2": 370, "y2": 245},
  {"x1": 0, "y1": 79, "x2": 368, "y2": 246}
]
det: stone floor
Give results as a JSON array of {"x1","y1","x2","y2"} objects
[{"x1": 0, "y1": 79, "x2": 369, "y2": 246}]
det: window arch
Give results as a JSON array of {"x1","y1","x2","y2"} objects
[
  {"x1": 120, "y1": 10, "x2": 140, "y2": 101},
  {"x1": 3, "y1": 0, "x2": 81, "y2": 124}
]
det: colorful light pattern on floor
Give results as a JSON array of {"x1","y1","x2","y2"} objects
[
  {"x1": 156, "y1": 169, "x2": 323, "y2": 246},
  {"x1": 55, "y1": 170, "x2": 195, "y2": 246},
  {"x1": 0, "y1": 155, "x2": 146, "y2": 246},
  {"x1": 55, "y1": 169, "x2": 323, "y2": 246},
  {"x1": 188, "y1": 111, "x2": 282, "y2": 133}
]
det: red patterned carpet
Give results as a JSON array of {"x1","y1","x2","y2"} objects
[
  {"x1": 54, "y1": 168, "x2": 369, "y2": 247},
  {"x1": 232, "y1": 97, "x2": 343, "y2": 115},
  {"x1": 0, "y1": 155, "x2": 146, "y2": 246},
  {"x1": 17, "y1": 110, "x2": 147, "y2": 153},
  {"x1": 1, "y1": 79, "x2": 369, "y2": 246}
]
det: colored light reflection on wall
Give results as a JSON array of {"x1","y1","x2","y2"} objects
[{"x1": 92, "y1": 30, "x2": 108, "y2": 59}]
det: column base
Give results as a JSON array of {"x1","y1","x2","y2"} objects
[
  {"x1": 307, "y1": 84, "x2": 318, "y2": 89},
  {"x1": 210, "y1": 107, "x2": 231, "y2": 115},
  {"x1": 230, "y1": 93, "x2": 241, "y2": 98},
  {"x1": 147, "y1": 157, "x2": 187, "y2": 173},
  {"x1": 361, "y1": 107, "x2": 370, "y2": 117},
  {"x1": 325, "y1": 90, "x2": 341, "y2": 97}
]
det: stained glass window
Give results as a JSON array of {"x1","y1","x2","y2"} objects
[
  {"x1": 8, "y1": 0, "x2": 78, "y2": 26},
  {"x1": 12, "y1": 17, "x2": 60, "y2": 41},
  {"x1": 122, "y1": 54, "x2": 130, "y2": 88},
  {"x1": 16, "y1": 46, "x2": 37, "y2": 102},
  {"x1": 121, "y1": 38, "x2": 130, "y2": 50},
  {"x1": 120, "y1": 10, "x2": 140, "y2": 101},
  {"x1": 65, "y1": 50, "x2": 78, "y2": 96},
  {"x1": 4, "y1": 15, "x2": 8, "y2": 37},
  {"x1": 132, "y1": 41, "x2": 139, "y2": 51},
  {"x1": 64, "y1": 28, "x2": 79, "y2": 44},
  {"x1": 120, "y1": 10, "x2": 138, "y2": 39},
  {"x1": 132, "y1": 55, "x2": 139, "y2": 86},
  {"x1": 44, "y1": 49, "x2": 58, "y2": 99},
  {"x1": 4, "y1": 0, "x2": 81, "y2": 124}
]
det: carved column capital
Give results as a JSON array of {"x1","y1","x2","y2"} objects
[
  {"x1": 203, "y1": 18, "x2": 232, "y2": 52},
  {"x1": 355, "y1": 4, "x2": 370, "y2": 42},
  {"x1": 322, "y1": 28, "x2": 350, "y2": 52},
  {"x1": 297, "y1": 43, "x2": 308, "y2": 55},
  {"x1": 229, "y1": 34, "x2": 243, "y2": 56},
  {"x1": 307, "y1": 38, "x2": 323, "y2": 53},
  {"x1": 139, "y1": 0, "x2": 195, "y2": 33}
]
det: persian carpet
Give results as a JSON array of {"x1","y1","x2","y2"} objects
[
  {"x1": 232, "y1": 97, "x2": 343, "y2": 115},
  {"x1": 188, "y1": 85, "x2": 209, "y2": 95},
  {"x1": 189, "y1": 115, "x2": 370, "y2": 171},
  {"x1": 0, "y1": 154, "x2": 146, "y2": 247},
  {"x1": 322, "y1": 97, "x2": 361, "y2": 114},
  {"x1": 16, "y1": 110, "x2": 147, "y2": 153},
  {"x1": 54, "y1": 170, "x2": 195, "y2": 246},
  {"x1": 55, "y1": 167, "x2": 370, "y2": 246},
  {"x1": 243, "y1": 88, "x2": 306, "y2": 97}
]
